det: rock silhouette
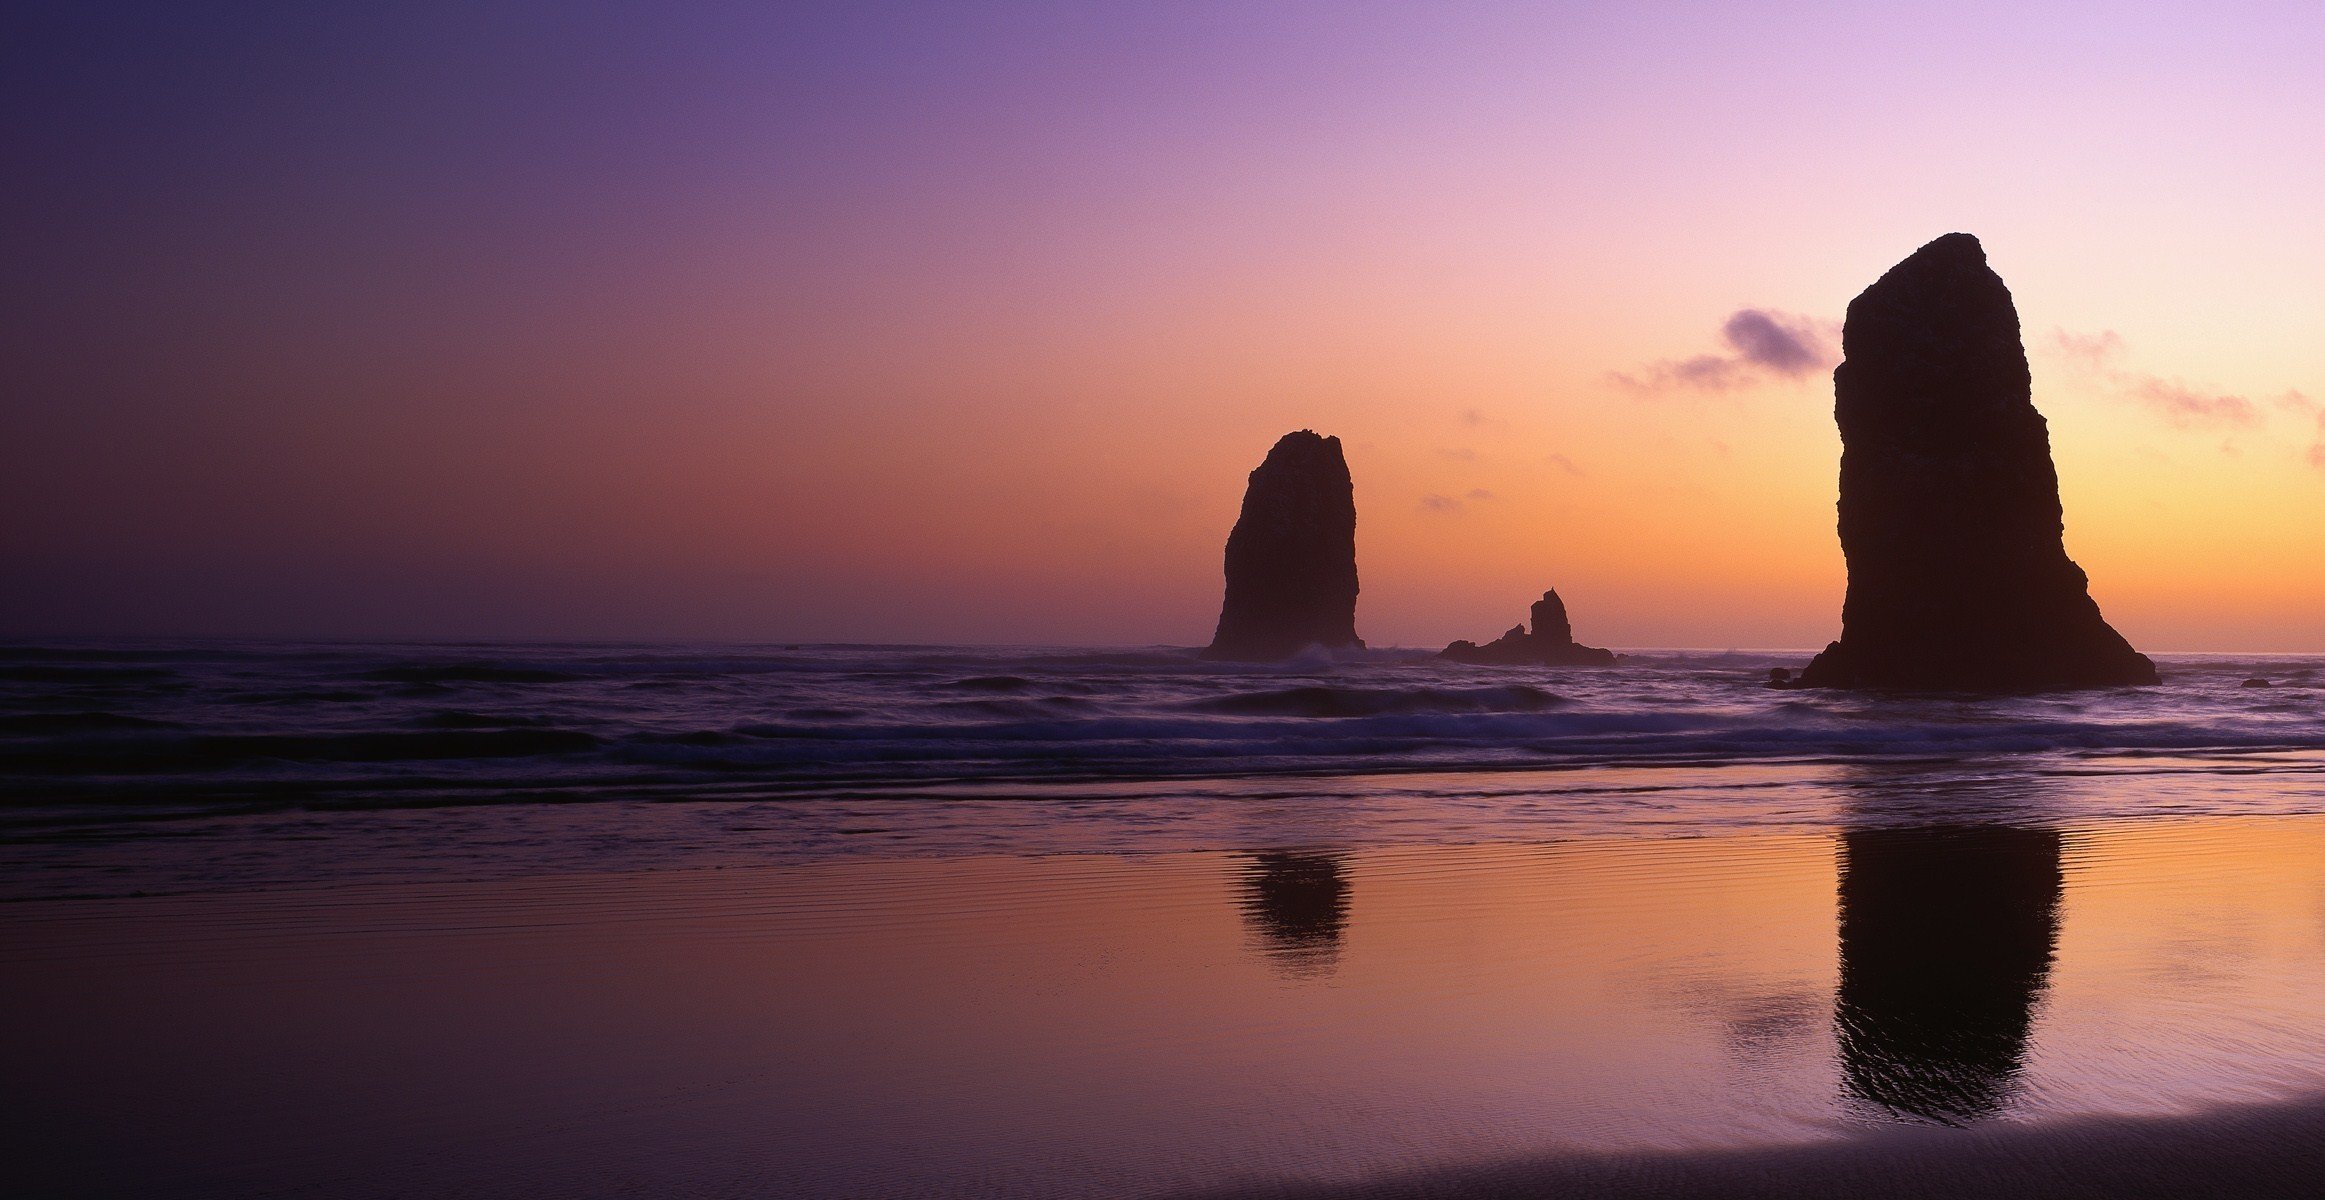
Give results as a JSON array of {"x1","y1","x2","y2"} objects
[
  {"x1": 1441, "y1": 590, "x2": 1616, "y2": 666},
  {"x1": 1203, "y1": 431, "x2": 1364, "y2": 661},
  {"x1": 1799, "y1": 233, "x2": 2157, "y2": 691}
]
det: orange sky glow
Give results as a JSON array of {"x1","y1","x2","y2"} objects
[{"x1": 5, "y1": 3, "x2": 2322, "y2": 649}]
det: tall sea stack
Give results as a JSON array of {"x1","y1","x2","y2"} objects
[
  {"x1": 1799, "y1": 234, "x2": 2157, "y2": 691},
  {"x1": 1202, "y1": 431, "x2": 1363, "y2": 661}
]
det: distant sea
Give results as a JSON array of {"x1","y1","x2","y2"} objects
[{"x1": 2, "y1": 640, "x2": 2321, "y2": 895}]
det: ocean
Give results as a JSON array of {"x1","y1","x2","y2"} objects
[
  {"x1": 3, "y1": 641, "x2": 2322, "y2": 896},
  {"x1": 6, "y1": 641, "x2": 2325, "y2": 1197}
]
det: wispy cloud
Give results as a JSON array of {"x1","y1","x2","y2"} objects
[
  {"x1": 1544, "y1": 453, "x2": 1583, "y2": 477},
  {"x1": 1465, "y1": 488, "x2": 1495, "y2": 501},
  {"x1": 2128, "y1": 379, "x2": 2259, "y2": 428},
  {"x1": 2046, "y1": 329, "x2": 2261, "y2": 430},
  {"x1": 1418, "y1": 493, "x2": 1464, "y2": 514},
  {"x1": 2050, "y1": 329, "x2": 2125, "y2": 367},
  {"x1": 1613, "y1": 309, "x2": 1838, "y2": 395}
]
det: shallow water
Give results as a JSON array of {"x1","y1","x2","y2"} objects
[{"x1": 10, "y1": 812, "x2": 2325, "y2": 1197}]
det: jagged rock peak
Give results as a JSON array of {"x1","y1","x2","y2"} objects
[
  {"x1": 1796, "y1": 233, "x2": 2157, "y2": 691},
  {"x1": 1201, "y1": 431, "x2": 1363, "y2": 661},
  {"x1": 1530, "y1": 590, "x2": 1574, "y2": 646},
  {"x1": 1441, "y1": 588, "x2": 1615, "y2": 667}
]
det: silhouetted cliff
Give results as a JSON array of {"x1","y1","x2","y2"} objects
[
  {"x1": 1203, "y1": 431, "x2": 1363, "y2": 661},
  {"x1": 1441, "y1": 589, "x2": 1615, "y2": 666},
  {"x1": 1799, "y1": 234, "x2": 2157, "y2": 690}
]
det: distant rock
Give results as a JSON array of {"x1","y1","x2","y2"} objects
[
  {"x1": 1202, "y1": 431, "x2": 1364, "y2": 661},
  {"x1": 1798, "y1": 234, "x2": 2157, "y2": 691},
  {"x1": 1442, "y1": 590, "x2": 1616, "y2": 667},
  {"x1": 2242, "y1": 677, "x2": 2272, "y2": 689}
]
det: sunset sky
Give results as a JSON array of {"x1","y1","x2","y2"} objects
[{"x1": 6, "y1": 1, "x2": 2323, "y2": 650}]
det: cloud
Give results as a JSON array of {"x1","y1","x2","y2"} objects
[
  {"x1": 2047, "y1": 328, "x2": 2264, "y2": 430},
  {"x1": 1465, "y1": 488, "x2": 1495, "y2": 501},
  {"x1": 1544, "y1": 453, "x2": 1584, "y2": 476},
  {"x1": 1720, "y1": 309, "x2": 1829, "y2": 376},
  {"x1": 2049, "y1": 329, "x2": 2125, "y2": 367},
  {"x1": 1418, "y1": 493, "x2": 1463, "y2": 514},
  {"x1": 1460, "y1": 408, "x2": 1487, "y2": 426},
  {"x1": 2126, "y1": 379, "x2": 2258, "y2": 428},
  {"x1": 1613, "y1": 309, "x2": 1838, "y2": 395}
]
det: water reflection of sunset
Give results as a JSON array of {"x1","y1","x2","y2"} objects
[{"x1": 15, "y1": 816, "x2": 2325, "y2": 1194}]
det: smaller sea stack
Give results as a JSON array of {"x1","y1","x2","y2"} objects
[
  {"x1": 1441, "y1": 590, "x2": 1616, "y2": 667},
  {"x1": 1202, "y1": 431, "x2": 1364, "y2": 661},
  {"x1": 1799, "y1": 233, "x2": 2156, "y2": 691}
]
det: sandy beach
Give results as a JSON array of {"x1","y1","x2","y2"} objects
[{"x1": 12, "y1": 789, "x2": 2325, "y2": 1197}]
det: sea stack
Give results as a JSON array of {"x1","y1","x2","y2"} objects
[
  {"x1": 1799, "y1": 233, "x2": 2156, "y2": 691},
  {"x1": 1202, "y1": 431, "x2": 1364, "y2": 661},
  {"x1": 1441, "y1": 590, "x2": 1616, "y2": 667}
]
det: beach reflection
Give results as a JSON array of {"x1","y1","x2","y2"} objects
[
  {"x1": 1237, "y1": 851, "x2": 1350, "y2": 978},
  {"x1": 1831, "y1": 764, "x2": 2065, "y2": 1125},
  {"x1": 17, "y1": 803, "x2": 2325, "y2": 1198}
]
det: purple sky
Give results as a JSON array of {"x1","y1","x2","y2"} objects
[{"x1": 6, "y1": 2, "x2": 2323, "y2": 647}]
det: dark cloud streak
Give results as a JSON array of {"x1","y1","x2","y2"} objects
[
  {"x1": 1721, "y1": 309, "x2": 1827, "y2": 376},
  {"x1": 1614, "y1": 309, "x2": 1837, "y2": 395}
]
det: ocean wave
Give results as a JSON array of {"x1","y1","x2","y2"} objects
[
  {"x1": 1182, "y1": 684, "x2": 1568, "y2": 718},
  {"x1": 358, "y1": 664, "x2": 583, "y2": 685},
  {"x1": 1, "y1": 728, "x2": 599, "y2": 773},
  {"x1": 412, "y1": 710, "x2": 553, "y2": 730},
  {"x1": 0, "y1": 665, "x2": 179, "y2": 685},
  {"x1": 0, "y1": 642, "x2": 2321, "y2": 812},
  {"x1": 0, "y1": 711, "x2": 183, "y2": 735},
  {"x1": 945, "y1": 675, "x2": 1035, "y2": 692}
]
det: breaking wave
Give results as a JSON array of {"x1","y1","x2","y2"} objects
[{"x1": 0, "y1": 641, "x2": 2318, "y2": 813}]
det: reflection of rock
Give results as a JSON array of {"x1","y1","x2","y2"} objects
[
  {"x1": 1799, "y1": 233, "x2": 2156, "y2": 691},
  {"x1": 1441, "y1": 590, "x2": 1615, "y2": 666},
  {"x1": 1203, "y1": 431, "x2": 1363, "y2": 661},
  {"x1": 1237, "y1": 852, "x2": 1349, "y2": 978},
  {"x1": 1835, "y1": 826, "x2": 2062, "y2": 1124},
  {"x1": 1713, "y1": 991, "x2": 1825, "y2": 1063}
]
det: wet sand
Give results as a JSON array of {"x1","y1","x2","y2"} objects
[
  {"x1": 1193, "y1": 1098, "x2": 2325, "y2": 1199},
  {"x1": 10, "y1": 807, "x2": 2325, "y2": 1197}
]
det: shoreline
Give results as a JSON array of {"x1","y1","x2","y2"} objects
[
  {"x1": 6, "y1": 757, "x2": 2325, "y2": 903},
  {"x1": 1183, "y1": 1096, "x2": 2325, "y2": 1199}
]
